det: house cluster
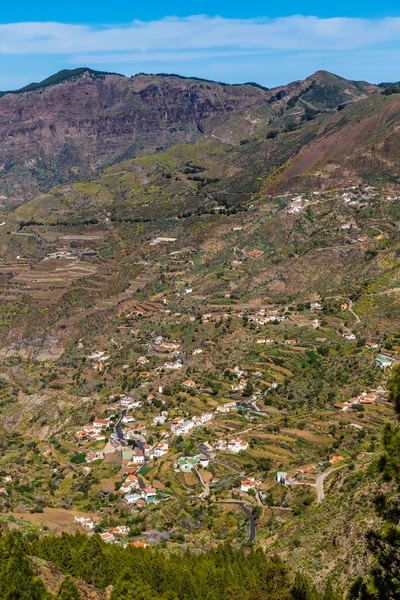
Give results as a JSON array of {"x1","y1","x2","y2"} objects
[
  {"x1": 119, "y1": 441, "x2": 170, "y2": 467},
  {"x1": 99, "y1": 526, "x2": 130, "y2": 544},
  {"x1": 333, "y1": 391, "x2": 378, "y2": 411},
  {"x1": 74, "y1": 416, "x2": 112, "y2": 443},
  {"x1": 74, "y1": 516, "x2": 95, "y2": 530},
  {"x1": 341, "y1": 191, "x2": 367, "y2": 207},
  {"x1": 225, "y1": 365, "x2": 262, "y2": 395},
  {"x1": 88, "y1": 350, "x2": 110, "y2": 372},
  {"x1": 45, "y1": 250, "x2": 75, "y2": 260},
  {"x1": 247, "y1": 308, "x2": 285, "y2": 325},
  {"x1": 215, "y1": 438, "x2": 249, "y2": 454},
  {"x1": 152, "y1": 337, "x2": 181, "y2": 353},
  {"x1": 170, "y1": 410, "x2": 214, "y2": 436},
  {"x1": 120, "y1": 394, "x2": 143, "y2": 410}
]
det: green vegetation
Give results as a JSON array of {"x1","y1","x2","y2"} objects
[
  {"x1": 349, "y1": 368, "x2": 400, "y2": 599},
  {"x1": 0, "y1": 530, "x2": 343, "y2": 599},
  {"x1": 0, "y1": 67, "x2": 399, "y2": 598}
]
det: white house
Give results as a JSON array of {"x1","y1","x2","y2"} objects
[
  {"x1": 227, "y1": 438, "x2": 248, "y2": 453},
  {"x1": 74, "y1": 516, "x2": 94, "y2": 529},
  {"x1": 93, "y1": 418, "x2": 111, "y2": 430},
  {"x1": 200, "y1": 411, "x2": 214, "y2": 423},
  {"x1": 197, "y1": 454, "x2": 210, "y2": 468},
  {"x1": 142, "y1": 487, "x2": 157, "y2": 501},
  {"x1": 276, "y1": 471, "x2": 288, "y2": 484},
  {"x1": 240, "y1": 477, "x2": 261, "y2": 492},
  {"x1": 310, "y1": 302, "x2": 323, "y2": 310},
  {"x1": 131, "y1": 450, "x2": 145, "y2": 464},
  {"x1": 154, "y1": 442, "x2": 169, "y2": 458},
  {"x1": 100, "y1": 532, "x2": 115, "y2": 543},
  {"x1": 122, "y1": 415, "x2": 136, "y2": 424},
  {"x1": 164, "y1": 361, "x2": 183, "y2": 370},
  {"x1": 124, "y1": 493, "x2": 141, "y2": 505}
]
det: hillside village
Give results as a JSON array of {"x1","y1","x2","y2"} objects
[
  {"x1": 0, "y1": 68, "x2": 399, "y2": 592},
  {"x1": 0, "y1": 184, "x2": 397, "y2": 574}
]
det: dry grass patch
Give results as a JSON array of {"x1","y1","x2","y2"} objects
[{"x1": 282, "y1": 428, "x2": 331, "y2": 445}]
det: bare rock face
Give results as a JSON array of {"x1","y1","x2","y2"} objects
[
  {"x1": 0, "y1": 71, "x2": 270, "y2": 199},
  {"x1": 0, "y1": 69, "x2": 379, "y2": 200}
]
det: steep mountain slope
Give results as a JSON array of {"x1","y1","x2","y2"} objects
[
  {"x1": 268, "y1": 92, "x2": 400, "y2": 192},
  {"x1": 0, "y1": 69, "x2": 379, "y2": 201},
  {"x1": 0, "y1": 70, "x2": 270, "y2": 200}
]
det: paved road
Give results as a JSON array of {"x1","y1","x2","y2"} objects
[
  {"x1": 291, "y1": 465, "x2": 346, "y2": 504},
  {"x1": 115, "y1": 409, "x2": 126, "y2": 441},
  {"x1": 213, "y1": 500, "x2": 256, "y2": 542},
  {"x1": 315, "y1": 466, "x2": 346, "y2": 503},
  {"x1": 238, "y1": 503, "x2": 256, "y2": 542}
]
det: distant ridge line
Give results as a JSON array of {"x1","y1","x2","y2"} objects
[{"x1": 0, "y1": 67, "x2": 270, "y2": 98}]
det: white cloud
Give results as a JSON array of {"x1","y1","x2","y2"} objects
[
  {"x1": 67, "y1": 49, "x2": 265, "y2": 64},
  {"x1": 0, "y1": 15, "x2": 400, "y2": 57}
]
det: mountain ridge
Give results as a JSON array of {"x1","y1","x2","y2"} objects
[{"x1": 0, "y1": 68, "x2": 380, "y2": 201}]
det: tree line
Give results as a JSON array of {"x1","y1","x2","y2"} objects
[{"x1": 0, "y1": 531, "x2": 341, "y2": 600}]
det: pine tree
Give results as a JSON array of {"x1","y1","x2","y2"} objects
[
  {"x1": 56, "y1": 576, "x2": 82, "y2": 600},
  {"x1": 291, "y1": 573, "x2": 320, "y2": 600}
]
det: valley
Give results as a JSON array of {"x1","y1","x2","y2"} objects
[{"x1": 0, "y1": 67, "x2": 399, "y2": 599}]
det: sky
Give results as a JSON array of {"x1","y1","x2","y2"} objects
[{"x1": 1, "y1": 1, "x2": 399, "y2": 90}]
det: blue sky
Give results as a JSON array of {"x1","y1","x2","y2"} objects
[{"x1": 1, "y1": 1, "x2": 399, "y2": 90}]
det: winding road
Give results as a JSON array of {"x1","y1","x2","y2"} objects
[
  {"x1": 325, "y1": 295, "x2": 361, "y2": 324},
  {"x1": 315, "y1": 465, "x2": 346, "y2": 503},
  {"x1": 214, "y1": 500, "x2": 256, "y2": 543},
  {"x1": 293, "y1": 465, "x2": 346, "y2": 504}
]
